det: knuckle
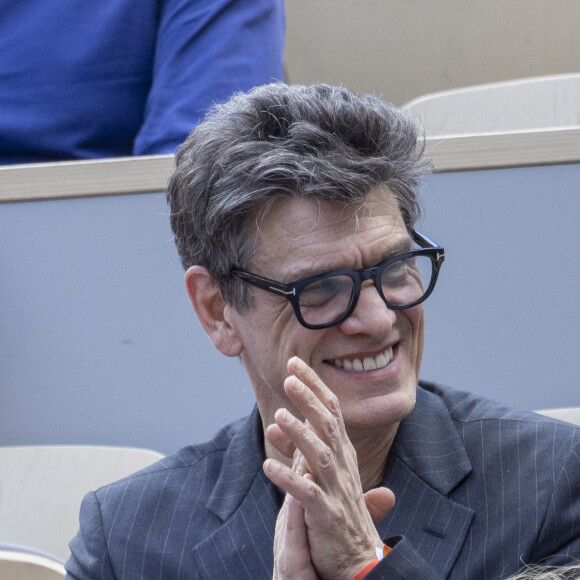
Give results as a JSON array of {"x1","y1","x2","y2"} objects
[
  {"x1": 320, "y1": 412, "x2": 341, "y2": 444},
  {"x1": 327, "y1": 392, "x2": 341, "y2": 416},
  {"x1": 328, "y1": 508, "x2": 343, "y2": 528},
  {"x1": 302, "y1": 480, "x2": 321, "y2": 504},
  {"x1": 318, "y1": 444, "x2": 333, "y2": 468},
  {"x1": 347, "y1": 444, "x2": 358, "y2": 463}
]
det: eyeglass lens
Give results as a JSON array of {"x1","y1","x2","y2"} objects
[{"x1": 298, "y1": 254, "x2": 434, "y2": 326}]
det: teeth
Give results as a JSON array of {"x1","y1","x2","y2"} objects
[
  {"x1": 375, "y1": 352, "x2": 387, "y2": 368},
  {"x1": 363, "y1": 357, "x2": 377, "y2": 371},
  {"x1": 333, "y1": 346, "x2": 393, "y2": 372}
]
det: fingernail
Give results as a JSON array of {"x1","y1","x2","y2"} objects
[
  {"x1": 264, "y1": 459, "x2": 277, "y2": 473},
  {"x1": 292, "y1": 377, "x2": 304, "y2": 392},
  {"x1": 294, "y1": 357, "x2": 306, "y2": 371},
  {"x1": 276, "y1": 408, "x2": 290, "y2": 423},
  {"x1": 284, "y1": 376, "x2": 303, "y2": 394}
]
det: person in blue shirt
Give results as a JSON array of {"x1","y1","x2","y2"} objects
[{"x1": 0, "y1": 0, "x2": 285, "y2": 164}]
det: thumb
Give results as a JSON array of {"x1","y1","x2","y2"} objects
[{"x1": 364, "y1": 487, "x2": 396, "y2": 524}]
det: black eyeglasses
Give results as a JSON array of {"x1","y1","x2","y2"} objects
[{"x1": 232, "y1": 230, "x2": 444, "y2": 330}]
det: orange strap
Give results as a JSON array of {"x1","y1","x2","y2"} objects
[
  {"x1": 350, "y1": 545, "x2": 392, "y2": 580},
  {"x1": 351, "y1": 558, "x2": 379, "y2": 580}
]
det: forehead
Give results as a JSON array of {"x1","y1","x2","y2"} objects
[{"x1": 248, "y1": 186, "x2": 410, "y2": 278}]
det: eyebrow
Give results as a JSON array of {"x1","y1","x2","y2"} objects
[
  {"x1": 383, "y1": 238, "x2": 413, "y2": 259},
  {"x1": 281, "y1": 237, "x2": 415, "y2": 284}
]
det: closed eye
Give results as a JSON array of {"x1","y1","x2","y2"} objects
[{"x1": 299, "y1": 276, "x2": 351, "y2": 308}]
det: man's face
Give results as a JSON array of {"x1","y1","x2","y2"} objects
[{"x1": 227, "y1": 186, "x2": 425, "y2": 441}]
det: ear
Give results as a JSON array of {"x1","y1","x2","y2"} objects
[{"x1": 184, "y1": 266, "x2": 243, "y2": 358}]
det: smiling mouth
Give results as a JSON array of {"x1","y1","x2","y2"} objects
[{"x1": 328, "y1": 346, "x2": 394, "y2": 371}]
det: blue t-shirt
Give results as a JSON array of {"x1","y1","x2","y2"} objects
[{"x1": 0, "y1": 0, "x2": 285, "y2": 164}]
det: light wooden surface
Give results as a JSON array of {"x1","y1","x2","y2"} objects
[
  {"x1": 0, "y1": 550, "x2": 66, "y2": 580},
  {"x1": 1, "y1": 128, "x2": 579, "y2": 203},
  {"x1": 404, "y1": 74, "x2": 580, "y2": 135},
  {"x1": 425, "y1": 127, "x2": 580, "y2": 172},
  {"x1": 0, "y1": 446, "x2": 164, "y2": 562},
  {"x1": 0, "y1": 154, "x2": 174, "y2": 203},
  {"x1": 536, "y1": 408, "x2": 580, "y2": 427}
]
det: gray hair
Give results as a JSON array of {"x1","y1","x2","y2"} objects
[
  {"x1": 167, "y1": 83, "x2": 431, "y2": 307},
  {"x1": 506, "y1": 565, "x2": 580, "y2": 580}
]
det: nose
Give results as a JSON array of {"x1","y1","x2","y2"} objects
[{"x1": 338, "y1": 280, "x2": 396, "y2": 335}]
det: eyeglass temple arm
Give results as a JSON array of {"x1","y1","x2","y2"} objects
[
  {"x1": 413, "y1": 230, "x2": 445, "y2": 266},
  {"x1": 233, "y1": 269, "x2": 295, "y2": 295},
  {"x1": 412, "y1": 230, "x2": 438, "y2": 248}
]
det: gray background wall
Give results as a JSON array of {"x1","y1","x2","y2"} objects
[{"x1": 1, "y1": 162, "x2": 578, "y2": 455}]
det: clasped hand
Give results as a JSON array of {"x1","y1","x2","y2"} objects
[{"x1": 263, "y1": 357, "x2": 395, "y2": 580}]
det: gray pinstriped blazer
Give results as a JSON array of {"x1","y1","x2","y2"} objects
[{"x1": 66, "y1": 382, "x2": 580, "y2": 579}]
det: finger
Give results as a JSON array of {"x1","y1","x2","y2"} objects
[
  {"x1": 288, "y1": 356, "x2": 346, "y2": 432},
  {"x1": 264, "y1": 458, "x2": 324, "y2": 511},
  {"x1": 264, "y1": 445, "x2": 321, "y2": 506},
  {"x1": 293, "y1": 447, "x2": 309, "y2": 478},
  {"x1": 272, "y1": 407, "x2": 339, "y2": 490},
  {"x1": 283, "y1": 373, "x2": 343, "y2": 453},
  {"x1": 275, "y1": 489, "x2": 318, "y2": 580},
  {"x1": 363, "y1": 487, "x2": 396, "y2": 524},
  {"x1": 284, "y1": 492, "x2": 310, "y2": 551},
  {"x1": 265, "y1": 423, "x2": 296, "y2": 459}
]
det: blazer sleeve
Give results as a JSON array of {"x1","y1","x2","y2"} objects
[
  {"x1": 531, "y1": 437, "x2": 580, "y2": 565},
  {"x1": 368, "y1": 436, "x2": 580, "y2": 579},
  {"x1": 133, "y1": 0, "x2": 286, "y2": 155},
  {"x1": 365, "y1": 537, "x2": 445, "y2": 580},
  {"x1": 65, "y1": 492, "x2": 117, "y2": 580}
]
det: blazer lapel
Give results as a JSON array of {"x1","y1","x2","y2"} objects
[
  {"x1": 377, "y1": 385, "x2": 475, "y2": 577},
  {"x1": 192, "y1": 407, "x2": 279, "y2": 579}
]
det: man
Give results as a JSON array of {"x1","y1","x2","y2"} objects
[{"x1": 66, "y1": 84, "x2": 580, "y2": 579}]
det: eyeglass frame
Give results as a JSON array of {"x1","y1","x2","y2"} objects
[{"x1": 231, "y1": 230, "x2": 445, "y2": 330}]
